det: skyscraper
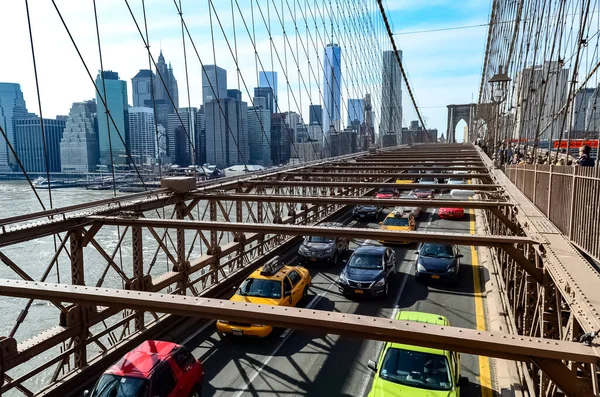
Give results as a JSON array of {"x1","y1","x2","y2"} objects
[
  {"x1": 154, "y1": 51, "x2": 179, "y2": 110},
  {"x1": 95, "y1": 71, "x2": 129, "y2": 165},
  {"x1": 202, "y1": 65, "x2": 227, "y2": 104},
  {"x1": 380, "y1": 50, "x2": 403, "y2": 140},
  {"x1": 285, "y1": 111, "x2": 301, "y2": 143},
  {"x1": 14, "y1": 116, "x2": 66, "y2": 172},
  {"x1": 60, "y1": 100, "x2": 99, "y2": 172},
  {"x1": 571, "y1": 87, "x2": 594, "y2": 132},
  {"x1": 0, "y1": 82, "x2": 28, "y2": 170},
  {"x1": 259, "y1": 71, "x2": 278, "y2": 110},
  {"x1": 347, "y1": 98, "x2": 364, "y2": 126},
  {"x1": 254, "y1": 86, "x2": 275, "y2": 114},
  {"x1": 248, "y1": 100, "x2": 272, "y2": 166},
  {"x1": 309, "y1": 104, "x2": 322, "y2": 125},
  {"x1": 271, "y1": 113, "x2": 292, "y2": 165},
  {"x1": 204, "y1": 96, "x2": 248, "y2": 168},
  {"x1": 131, "y1": 70, "x2": 155, "y2": 107},
  {"x1": 167, "y1": 107, "x2": 196, "y2": 166},
  {"x1": 323, "y1": 43, "x2": 342, "y2": 133},
  {"x1": 195, "y1": 106, "x2": 206, "y2": 165},
  {"x1": 128, "y1": 107, "x2": 156, "y2": 165}
]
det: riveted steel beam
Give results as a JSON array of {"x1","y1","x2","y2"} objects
[
  {"x1": 311, "y1": 165, "x2": 489, "y2": 172},
  {"x1": 0, "y1": 279, "x2": 598, "y2": 372},
  {"x1": 85, "y1": 216, "x2": 539, "y2": 246},
  {"x1": 242, "y1": 181, "x2": 501, "y2": 190},
  {"x1": 351, "y1": 160, "x2": 485, "y2": 165},
  {"x1": 191, "y1": 193, "x2": 512, "y2": 209},
  {"x1": 285, "y1": 172, "x2": 489, "y2": 179}
]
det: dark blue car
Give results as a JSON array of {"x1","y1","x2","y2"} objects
[
  {"x1": 337, "y1": 245, "x2": 396, "y2": 298},
  {"x1": 415, "y1": 243, "x2": 463, "y2": 284}
]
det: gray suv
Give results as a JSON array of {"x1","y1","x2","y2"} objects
[{"x1": 298, "y1": 222, "x2": 349, "y2": 265}]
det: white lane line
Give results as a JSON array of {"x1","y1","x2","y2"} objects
[
  {"x1": 182, "y1": 319, "x2": 216, "y2": 346},
  {"x1": 232, "y1": 281, "x2": 336, "y2": 397},
  {"x1": 356, "y1": 254, "x2": 417, "y2": 397}
]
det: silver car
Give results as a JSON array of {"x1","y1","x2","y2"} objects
[{"x1": 298, "y1": 222, "x2": 349, "y2": 265}]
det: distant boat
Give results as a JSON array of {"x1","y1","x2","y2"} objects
[
  {"x1": 86, "y1": 184, "x2": 114, "y2": 191},
  {"x1": 223, "y1": 164, "x2": 265, "y2": 178}
]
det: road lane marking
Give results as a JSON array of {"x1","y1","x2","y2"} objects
[
  {"x1": 470, "y1": 208, "x2": 493, "y2": 396},
  {"x1": 357, "y1": 251, "x2": 417, "y2": 397},
  {"x1": 232, "y1": 281, "x2": 336, "y2": 397}
]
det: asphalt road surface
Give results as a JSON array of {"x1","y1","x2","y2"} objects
[{"x1": 183, "y1": 205, "x2": 494, "y2": 397}]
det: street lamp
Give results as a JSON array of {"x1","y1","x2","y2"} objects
[{"x1": 488, "y1": 65, "x2": 511, "y2": 162}]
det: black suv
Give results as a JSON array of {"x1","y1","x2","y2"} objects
[{"x1": 337, "y1": 245, "x2": 396, "y2": 298}]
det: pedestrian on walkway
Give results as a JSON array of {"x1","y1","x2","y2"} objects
[{"x1": 576, "y1": 145, "x2": 595, "y2": 167}]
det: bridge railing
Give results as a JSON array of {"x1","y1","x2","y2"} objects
[{"x1": 506, "y1": 164, "x2": 600, "y2": 263}]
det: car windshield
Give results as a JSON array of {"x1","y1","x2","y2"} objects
[
  {"x1": 420, "y1": 244, "x2": 455, "y2": 258},
  {"x1": 90, "y1": 374, "x2": 148, "y2": 397},
  {"x1": 383, "y1": 217, "x2": 409, "y2": 226},
  {"x1": 414, "y1": 189, "x2": 431, "y2": 193},
  {"x1": 378, "y1": 188, "x2": 395, "y2": 194},
  {"x1": 379, "y1": 348, "x2": 452, "y2": 391},
  {"x1": 307, "y1": 236, "x2": 334, "y2": 243},
  {"x1": 239, "y1": 278, "x2": 282, "y2": 298},
  {"x1": 347, "y1": 253, "x2": 383, "y2": 269}
]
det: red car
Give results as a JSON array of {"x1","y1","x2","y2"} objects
[
  {"x1": 376, "y1": 187, "x2": 399, "y2": 199},
  {"x1": 439, "y1": 207, "x2": 465, "y2": 219},
  {"x1": 411, "y1": 188, "x2": 435, "y2": 199},
  {"x1": 85, "y1": 340, "x2": 204, "y2": 397}
]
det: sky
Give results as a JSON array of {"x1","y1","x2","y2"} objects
[{"x1": 0, "y1": 0, "x2": 491, "y2": 140}]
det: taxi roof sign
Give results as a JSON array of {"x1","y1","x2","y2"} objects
[{"x1": 260, "y1": 256, "x2": 285, "y2": 276}]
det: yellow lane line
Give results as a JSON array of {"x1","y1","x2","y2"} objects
[{"x1": 470, "y1": 208, "x2": 493, "y2": 396}]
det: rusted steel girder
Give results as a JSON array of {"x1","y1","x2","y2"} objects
[
  {"x1": 356, "y1": 156, "x2": 482, "y2": 161},
  {"x1": 190, "y1": 193, "x2": 512, "y2": 209},
  {"x1": 86, "y1": 216, "x2": 538, "y2": 246},
  {"x1": 285, "y1": 172, "x2": 489, "y2": 179},
  {"x1": 351, "y1": 160, "x2": 485, "y2": 165},
  {"x1": 242, "y1": 181, "x2": 501, "y2": 190},
  {"x1": 0, "y1": 279, "x2": 598, "y2": 385},
  {"x1": 310, "y1": 165, "x2": 489, "y2": 172}
]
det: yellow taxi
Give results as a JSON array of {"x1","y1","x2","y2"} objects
[
  {"x1": 379, "y1": 209, "x2": 416, "y2": 244},
  {"x1": 396, "y1": 178, "x2": 414, "y2": 184},
  {"x1": 216, "y1": 256, "x2": 311, "y2": 338}
]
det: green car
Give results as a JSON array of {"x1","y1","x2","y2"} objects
[{"x1": 367, "y1": 311, "x2": 469, "y2": 397}]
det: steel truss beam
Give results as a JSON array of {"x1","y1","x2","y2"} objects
[
  {"x1": 284, "y1": 172, "x2": 489, "y2": 179},
  {"x1": 310, "y1": 165, "x2": 489, "y2": 171},
  {"x1": 242, "y1": 181, "x2": 501, "y2": 190},
  {"x1": 190, "y1": 193, "x2": 512, "y2": 209},
  {"x1": 0, "y1": 278, "x2": 598, "y2": 397},
  {"x1": 86, "y1": 216, "x2": 538, "y2": 246},
  {"x1": 85, "y1": 216, "x2": 544, "y2": 282},
  {"x1": 353, "y1": 160, "x2": 485, "y2": 165}
]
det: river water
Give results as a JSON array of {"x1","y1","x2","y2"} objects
[{"x1": 1, "y1": 180, "x2": 251, "y2": 393}]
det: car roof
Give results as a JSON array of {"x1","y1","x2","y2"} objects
[
  {"x1": 106, "y1": 340, "x2": 179, "y2": 378},
  {"x1": 249, "y1": 264, "x2": 294, "y2": 280},
  {"x1": 386, "y1": 211, "x2": 411, "y2": 219},
  {"x1": 353, "y1": 245, "x2": 386, "y2": 254},
  {"x1": 385, "y1": 311, "x2": 451, "y2": 356},
  {"x1": 319, "y1": 221, "x2": 343, "y2": 228}
]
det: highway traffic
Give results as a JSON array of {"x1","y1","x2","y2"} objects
[{"x1": 174, "y1": 201, "x2": 493, "y2": 396}]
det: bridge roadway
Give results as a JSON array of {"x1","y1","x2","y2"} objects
[{"x1": 175, "y1": 205, "x2": 491, "y2": 396}]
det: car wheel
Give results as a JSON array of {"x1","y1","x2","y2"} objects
[{"x1": 189, "y1": 383, "x2": 202, "y2": 397}]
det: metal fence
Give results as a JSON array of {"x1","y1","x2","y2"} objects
[{"x1": 506, "y1": 165, "x2": 600, "y2": 263}]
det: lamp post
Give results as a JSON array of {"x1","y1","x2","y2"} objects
[{"x1": 488, "y1": 65, "x2": 511, "y2": 163}]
